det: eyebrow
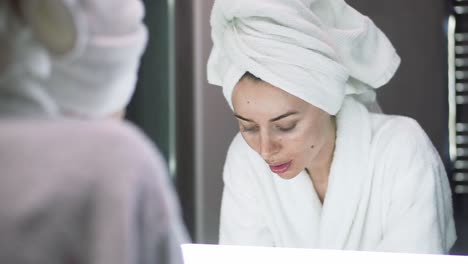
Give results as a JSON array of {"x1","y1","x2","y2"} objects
[{"x1": 234, "y1": 111, "x2": 298, "y2": 122}]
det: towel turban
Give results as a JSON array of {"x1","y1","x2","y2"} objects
[
  {"x1": 207, "y1": 0, "x2": 400, "y2": 115},
  {"x1": 0, "y1": 0, "x2": 147, "y2": 117}
]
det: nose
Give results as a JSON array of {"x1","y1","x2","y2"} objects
[{"x1": 258, "y1": 132, "x2": 279, "y2": 161}]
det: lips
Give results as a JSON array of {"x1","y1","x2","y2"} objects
[{"x1": 269, "y1": 161, "x2": 292, "y2": 174}]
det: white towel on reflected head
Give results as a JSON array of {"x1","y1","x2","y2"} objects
[
  {"x1": 0, "y1": 0, "x2": 147, "y2": 118},
  {"x1": 207, "y1": 0, "x2": 401, "y2": 114},
  {"x1": 0, "y1": 1, "x2": 58, "y2": 117},
  {"x1": 42, "y1": 0, "x2": 148, "y2": 117}
]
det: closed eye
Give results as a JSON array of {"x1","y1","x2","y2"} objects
[
  {"x1": 276, "y1": 123, "x2": 296, "y2": 132},
  {"x1": 242, "y1": 125, "x2": 259, "y2": 133}
]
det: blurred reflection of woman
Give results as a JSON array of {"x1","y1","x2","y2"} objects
[
  {"x1": 208, "y1": 0, "x2": 456, "y2": 254},
  {"x1": 0, "y1": 1, "x2": 187, "y2": 263}
]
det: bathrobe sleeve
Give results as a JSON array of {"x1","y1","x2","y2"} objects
[
  {"x1": 375, "y1": 118, "x2": 456, "y2": 254},
  {"x1": 219, "y1": 134, "x2": 274, "y2": 246}
]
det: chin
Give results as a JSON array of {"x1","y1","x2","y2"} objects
[{"x1": 276, "y1": 170, "x2": 301, "y2": 180}]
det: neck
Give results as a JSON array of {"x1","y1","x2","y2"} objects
[{"x1": 306, "y1": 117, "x2": 336, "y2": 182}]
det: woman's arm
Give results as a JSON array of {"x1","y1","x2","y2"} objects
[
  {"x1": 375, "y1": 118, "x2": 456, "y2": 254},
  {"x1": 219, "y1": 135, "x2": 274, "y2": 246}
]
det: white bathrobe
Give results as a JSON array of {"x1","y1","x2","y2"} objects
[
  {"x1": 219, "y1": 98, "x2": 456, "y2": 254},
  {"x1": 0, "y1": 120, "x2": 188, "y2": 264}
]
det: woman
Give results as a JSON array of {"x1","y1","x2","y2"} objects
[
  {"x1": 0, "y1": 1, "x2": 187, "y2": 263},
  {"x1": 208, "y1": 0, "x2": 456, "y2": 254}
]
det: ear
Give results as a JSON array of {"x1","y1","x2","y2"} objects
[{"x1": 20, "y1": 0, "x2": 87, "y2": 58}]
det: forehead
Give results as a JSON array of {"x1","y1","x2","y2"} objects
[{"x1": 232, "y1": 78, "x2": 309, "y2": 116}]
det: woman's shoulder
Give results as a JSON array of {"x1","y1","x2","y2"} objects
[
  {"x1": 368, "y1": 113, "x2": 439, "y2": 164},
  {"x1": 228, "y1": 133, "x2": 249, "y2": 152},
  {"x1": 224, "y1": 133, "x2": 266, "y2": 180},
  {"x1": 370, "y1": 113, "x2": 423, "y2": 136},
  {"x1": 227, "y1": 132, "x2": 260, "y2": 161},
  {"x1": 0, "y1": 119, "x2": 168, "y2": 179}
]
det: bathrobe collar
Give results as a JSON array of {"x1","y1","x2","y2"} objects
[{"x1": 318, "y1": 97, "x2": 372, "y2": 248}]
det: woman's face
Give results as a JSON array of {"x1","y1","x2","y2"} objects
[{"x1": 232, "y1": 77, "x2": 335, "y2": 179}]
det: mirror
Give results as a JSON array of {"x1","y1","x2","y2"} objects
[{"x1": 130, "y1": 0, "x2": 468, "y2": 257}]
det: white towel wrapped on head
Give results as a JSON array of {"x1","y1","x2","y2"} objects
[
  {"x1": 0, "y1": 1, "x2": 57, "y2": 117},
  {"x1": 207, "y1": 0, "x2": 400, "y2": 114},
  {"x1": 41, "y1": 0, "x2": 148, "y2": 117},
  {"x1": 0, "y1": 0, "x2": 147, "y2": 118}
]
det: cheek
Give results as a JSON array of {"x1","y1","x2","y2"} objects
[
  {"x1": 283, "y1": 126, "x2": 323, "y2": 163},
  {"x1": 279, "y1": 133, "x2": 318, "y2": 177},
  {"x1": 278, "y1": 131, "x2": 316, "y2": 162},
  {"x1": 285, "y1": 126, "x2": 321, "y2": 150}
]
